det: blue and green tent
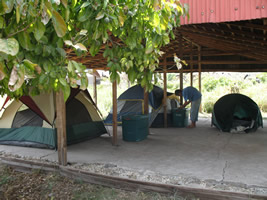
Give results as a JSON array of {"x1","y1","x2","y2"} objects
[{"x1": 104, "y1": 85, "x2": 179, "y2": 127}]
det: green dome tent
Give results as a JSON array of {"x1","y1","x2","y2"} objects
[{"x1": 212, "y1": 94, "x2": 263, "y2": 133}]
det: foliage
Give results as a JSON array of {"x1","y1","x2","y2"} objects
[
  {"x1": 0, "y1": 0, "x2": 188, "y2": 100},
  {"x1": 93, "y1": 72, "x2": 267, "y2": 116},
  {"x1": 256, "y1": 72, "x2": 267, "y2": 83}
]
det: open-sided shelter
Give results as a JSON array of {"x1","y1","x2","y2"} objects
[
  {"x1": 212, "y1": 93, "x2": 263, "y2": 133},
  {"x1": 0, "y1": 88, "x2": 107, "y2": 149}
]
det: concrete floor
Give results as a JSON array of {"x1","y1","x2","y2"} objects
[{"x1": 0, "y1": 117, "x2": 266, "y2": 190}]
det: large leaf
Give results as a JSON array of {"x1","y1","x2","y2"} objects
[
  {"x1": 0, "y1": 16, "x2": 4, "y2": 28},
  {"x1": 8, "y1": 65, "x2": 25, "y2": 92},
  {"x1": 0, "y1": 61, "x2": 6, "y2": 80},
  {"x1": 118, "y1": 10, "x2": 126, "y2": 27},
  {"x1": 61, "y1": 0, "x2": 68, "y2": 8},
  {"x1": 16, "y1": 4, "x2": 20, "y2": 23},
  {"x1": 2, "y1": 0, "x2": 14, "y2": 14},
  {"x1": 95, "y1": 11, "x2": 105, "y2": 20},
  {"x1": 145, "y1": 39, "x2": 154, "y2": 54},
  {"x1": 79, "y1": 75, "x2": 88, "y2": 90},
  {"x1": 18, "y1": 32, "x2": 34, "y2": 50},
  {"x1": 52, "y1": 10, "x2": 67, "y2": 37},
  {"x1": 34, "y1": 20, "x2": 46, "y2": 41},
  {"x1": 0, "y1": 38, "x2": 19, "y2": 56},
  {"x1": 63, "y1": 85, "x2": 70, "y2": 101},
  {"x1": 23, "y1": 59, "x2": 42, "y2": 74},
  {"x1": 73, "y1": 43, "x2": 87, "y2": 52}
]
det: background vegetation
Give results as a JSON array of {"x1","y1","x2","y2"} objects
[{"x1": 89, "y1": 72, "x2": 267, "y2": 119}]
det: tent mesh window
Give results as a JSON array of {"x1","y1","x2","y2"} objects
[
  {"x1": 12, "y1": 107, "x2": 43, "y2": 128},
  {"x1": 120, "y1": 101, "x2": 143, "y2": 114}
]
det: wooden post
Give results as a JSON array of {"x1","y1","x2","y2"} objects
[
  {"x1": 190, "y1": 42, "x2": 193, "y2": 86},
  {"x1": 56, "y1": 90, "x2": 67, "y2": 166},
  {"x1": 112, "y1": 80, "x2": 118, "y2": 146},
  {"x1": 198, "y1": 46, "x2": 202, "y2": 93},
  {"x1": 179, "y1": 34, "x2": 184, "y2": 105},
  {"x1": 198, "y1": 46, "x2": 202, "y2": 112},
  {"x1": 163, "y1": 58, "x2": 167, "y2": 128},
  {"x1": 93, "y1": 75, "x2": 97, "y2": 106},
  {"x1": 144, "y1": 87, "x2": 149, "y2": 115}
]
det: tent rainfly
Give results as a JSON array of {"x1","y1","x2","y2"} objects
[
  {"x1": 212, "y1": 93, "x2": 263, "y2": 133},
  {"x1": 105, "y1": 84, "x2": 179, "y2": 127},
  {"x1": 0, "y1": 88, "x2": 107, "y2": 149}
]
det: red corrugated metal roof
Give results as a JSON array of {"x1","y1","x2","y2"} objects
[{"x1": 180, "y1": 0, "x2": 267, "y2": 25}]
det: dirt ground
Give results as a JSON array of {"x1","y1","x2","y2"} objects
[{"x1": 0, "y1": 163, "x2": 194, "y2": 200}]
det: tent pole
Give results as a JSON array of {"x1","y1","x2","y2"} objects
[
  {"x1": 163, "y1": 58, "x2": 167, "y2": 128},
  {"x1": 93, "y1": 75, "x2": 97, "y2": 106},
  {"x1": 56, "y1": 90, "x2": 67, "y2": 166},
  {"x1": 112, "y1": 80, "x2": 118, "y2": 146}
]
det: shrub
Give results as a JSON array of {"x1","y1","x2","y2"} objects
[{"x1": 203, "y1": 100, "x2": 214, "y2": 113}]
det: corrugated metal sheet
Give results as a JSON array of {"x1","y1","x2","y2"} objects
[{"x1": 180, "y1": 0, "x2": 267, "y2": 25}]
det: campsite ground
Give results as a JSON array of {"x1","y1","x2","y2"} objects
[
  {"x1": 0, "y1": 163, "x2": 183, "y2": 200},
  {"x1": 0, "y1": 117, "x2": 266, "y2": 199}
]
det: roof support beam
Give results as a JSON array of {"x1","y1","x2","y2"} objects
[
  {"x1": 56, "y1": 90, "x2": 67, "y2": 166},
  {"x1": 112, "y1": 80, "x2": 118, "y2": 146}
]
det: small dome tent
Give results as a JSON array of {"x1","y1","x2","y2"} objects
[
  {"x1": 104, "y1": 85, "x2": 179, "y2": 127},
  {"x1": 212, "y1": 94, "x2": 263, "y2": 133},
  {"x1": 0, "y1": 88, "x2": 107, "y2": 149}
]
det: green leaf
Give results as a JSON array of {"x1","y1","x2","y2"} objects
[
  {"x1": 73, "y1": 43, "x2": 87, "y2": 52},
  {"x1": 63, "y1": 85, "x2": 70, "y2": 101},
  {"x1": 152, "y1": 13, "x2": 160, "y2": 28},
  {"x1": 16, "y1": 4, "x2": 20, "y2": 23},
  {"x1": 8, "y1": 65, "x2": 25, "y2": 92},
  {"x1": 81, "y1": 2, "x2": 90, "y2": 8},
  {"x1": 78, "y1": 7, "x2": 91, "y2": 22},
  {"x1": 52, "y1": 10, "x2": 67, "y2": 37},
  {"x1": 34, "y1": 20, "x2": 46, "y2": 41},
  {"x1": 18, "y1": 32, "x2": 34, "y2": 50},
  {"x1": 56, "y1": 48, "x2": 66, "y2": 58},
  {"x1": 2, "y1": 0, "x2": 14, "y2": 14},
  {"x1": 0, "y1": 61, "x2": 6, "y2": 81},
  {"x1": 61, "y1": 0, "x2": 68, "y2": 8},
  {"x1": 0, "y1": 16, "x2": 5, "y2": 28},
  {"x1": 145, "y1": 39, "x2": 153, "y2": 54},
  {"x1": 162, "y1": 33, "x2": 170, "y2": 44},
  {"x1": 118, "y1": 10, "x2": 126, "y2": 27},
  {"x1": 67, "y1": 60, "x2": 74, "y2": 73},
  {"x1": 39, "y1": 74, "x2": 47, "y2": 84},
  {"x1": 64, "y1": 40, "x2": 73, "y2": 46},
  {"x1": 23, "y1": 59, "x2": 36, "y2": 71},
  {"x1": 103, "y1": 0, "x2": 108, "y2": 9},
  {"x1": 95, "y1": 11, "x2": 105, "y2": 20},
  {"x1": 0, "y1": 38, "x2": 19, "y2": 56},
  {"x1": 80, "y1": 75, "x2": 88, "y2": 90},
  {"x1": 59, "y1": 77, "x2": 67, "y2": 86}
]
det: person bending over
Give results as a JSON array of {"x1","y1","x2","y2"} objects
[{"x1": 175, "y1": 86, "x2": 202, "y2": 128}]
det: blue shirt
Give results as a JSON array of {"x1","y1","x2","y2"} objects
[{"x1": 182, "y1": 87, "x2": 202, "y2": 102}]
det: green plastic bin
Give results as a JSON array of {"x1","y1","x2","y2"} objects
[
  {"x1": 122, "y1": 114, "x2": 149, "y2": 142},
  {"x1": 172, "y1": 108, "x2": 189, "y2": 127}
]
